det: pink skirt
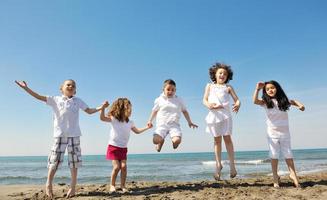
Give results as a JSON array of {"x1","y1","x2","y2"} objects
[{"x1": 106, "y1": 145, "x2": 127, "y2": 160}]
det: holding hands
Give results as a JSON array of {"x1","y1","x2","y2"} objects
[{"x1": 101, "y1": 101, "x2": 110, "y2": 109}]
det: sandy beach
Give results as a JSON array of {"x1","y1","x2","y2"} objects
[{"x1": 1, "y1": 171, "x2": 326, "y2": 200}]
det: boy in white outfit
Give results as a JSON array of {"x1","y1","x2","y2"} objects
[
  {"x1": 147, "y1": 79, "x2": 198, "y2": 152},
  {"x1": 15, "y1": 79, "x2": 103, "y2": 198}
]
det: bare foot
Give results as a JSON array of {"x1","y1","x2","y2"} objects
[
  {"x1": 273, "y1": 183, "x2": 280, "y2": 188},
  {"x1": 121, "y1": 187, "x2": 131, "y2": 193},
  {"x1": 156, "y1": 142, "x2": 164, "y2": 152},
  {"x1": 289, "y1": 173, "x2": 300, "y2": 188},
  {"x1": 273, "y1": 176, "x2": 281, "y2": 188},
  {"x1": 66, "y1": 188, "x2": 75, "y2": 198},
  {"x1": 109, "y1": 185, "x2": 116, "y2": 193},
  {"x1": 45, "y1": 184, "x2": 53, "y2": 199},
  {"x1": 230, "y1": 168, "x2": 237, "y2": 178},
  {"x1": 213, "y1": 166, "x2": 223, "y2": 181}
]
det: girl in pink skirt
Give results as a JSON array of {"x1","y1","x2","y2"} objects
[{"x1": 100, "y1": 98, "x2": 152, "y2": 193}]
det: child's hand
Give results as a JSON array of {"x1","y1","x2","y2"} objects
[
  {"x1": 232, "y1": 103, "x2": 240, "y2": 113},
  {"x1": 147, "y1": 121, "x2": 153, "y2": 128},
  {"x1": 299, "y1": 105, "x2": 305, "y2": 111},
  {"x1": 101, "y1": 101, "x2": 110, "y2": 109},
  {"x1": 15, "y1": 80, "x2": 28, "y2": 89},
  {"x1": 147, "y1": 122, "x2": 153, "y2": 129},
  {"x1": 208, "y1": 103, "x2": 223, "y2": 110},
  {"x1": 256, "y1": 82, "x2": 265, "y2": 90},
  {"x1": 188, "y1": 122, "x2": 198, "y2": 129}
]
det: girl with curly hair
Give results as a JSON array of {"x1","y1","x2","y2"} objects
[
  {"x1": 203, "y1": 63, "x2": 240, "y2": 180},
  {"x1": 100, "y1": 98, "x2": 152, "y2": 193}
]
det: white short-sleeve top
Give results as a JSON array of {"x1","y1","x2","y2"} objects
[
  {"x1": 46, "y1": 95, "x2": 88, "y2": 137},
  {"x1": 263, "y1": 99, "x2": 290, "y2": 138},
  {"x1": 152, "y1": 93, "x2": 187, "y2": 126},
  {"x1": 108, "y1": 118, "x2": 135, "y2": 148}
]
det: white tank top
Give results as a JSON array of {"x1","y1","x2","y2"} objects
[{"x1": 263, "y1": 99, "x2": 290, "y2": 138}]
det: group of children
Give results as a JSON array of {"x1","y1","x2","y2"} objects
[{"x1": 15, "y1": 62, "x2": 305, "y2": 198}]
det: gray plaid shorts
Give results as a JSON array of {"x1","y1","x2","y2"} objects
[{"x1": 48, "y1": 137, "x2": 82, "y2": 170}]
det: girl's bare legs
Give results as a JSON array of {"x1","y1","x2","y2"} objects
[
  {"x1": 271, "y1": 159, "x2": 280, "y2": 187},
  {"x1": 110, "y1": 160, "x2": 121, "y2": 192},
  {"x1": 172, "y1": 136, "x2": 181, "y2": 149},
  {"x1": 285, "y1": 158, "x2": 300, "y2": 187},
  {"x1": 223, "y1": 135, "x2": 237, "y2": 178},
  {"x1": 66, "y1": 168, "x2": 78, "y2": 197},
  {"x1": 153, "y1": 134, "x2": 165, "y2": 152},
  {"x1": 213, "y1": 136, "x2": 223, "y2": 180},
  {"x1": 120, "y1": 160, "x2": 128, "y2": 191},
  {"x1": 46, "y1": 168, "x2": 56, "y2": 198}
]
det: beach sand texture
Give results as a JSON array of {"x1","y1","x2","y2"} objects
[{"x1": 1, "y1": 172, "x2": 326, "y2": 200}]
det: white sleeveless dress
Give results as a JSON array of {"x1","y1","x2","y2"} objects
[{"x1": 205, "y1": 84, "x2": 233, "y2": 136}]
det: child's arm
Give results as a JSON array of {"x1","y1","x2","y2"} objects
[
  {"x1": 84, "y1": 106, "x2": 103, "y2": 114},
  {"x1": 202, "y1": 84, "x2": 223, "y2": 109},
  {"x1": 131, "y1": 123, "x2": 152, "y2": 134},
  {"x1": 15, "y1": 80, "x2": 47, "y2": 102},
  {"x1": 182, "y1": 110, "x2": 198, "y2": 129},
  {"x1": 100, "y1": 101, "x2": 112, "y2": 122},
  {"x1": 253, "y1": 82, "x2": 265, "y2": 105},
  {"x1": 147, "y1": 110, "x2": 158, "y2": 128},
  {"x1": 228, "y1": 85, "x2": 241, "y2": 113},
  {"x1": 290, "y1": 99, "x2": 305, "y2": 111}
]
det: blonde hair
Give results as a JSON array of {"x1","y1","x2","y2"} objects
[
  {"x1": 108, "y1": 98, "x2": 132, "y2": 122},
  {"x1": 60, "y1": 79, "x2": 76, "y2": 94}
]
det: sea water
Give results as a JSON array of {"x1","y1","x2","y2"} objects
[{"x1": 0, "y1": 149, "x2": 326, "y2": 185}]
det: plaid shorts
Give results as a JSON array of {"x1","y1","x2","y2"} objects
[{"x1": 48, "y1": 137, "x2": 82, "y2": 170}]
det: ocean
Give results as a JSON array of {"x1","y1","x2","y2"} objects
[{"x1": 0, "y1": 149, "x2": 326, "y2": 185}]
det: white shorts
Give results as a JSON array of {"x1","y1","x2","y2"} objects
[
  {"x1": 267, "y1": 137, "x2": 293, "y2": 159},
  {"x1": 154, "y1": 123, "x2": 182, "y2": 139},
  {"x1": 206, "y1": 118, "x2": 232, "y2": 137}
]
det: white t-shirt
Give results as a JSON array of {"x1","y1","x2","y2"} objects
[
  {"x1": 108, "y1": 117, "x2": 135, "y2": 148},
  {"x1": 152, "y1": 93, "x2": 187, "y2": 126},
  {"x1": 46, "y1": 95, "x2": 88, "y2": 137},
  {"x1": 262, "y1": 99, "x2": 290, "y2": 138}
]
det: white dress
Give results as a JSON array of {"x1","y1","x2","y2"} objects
[{"x1": 205, "y1": 84, "x2": 233, "y2": 136}]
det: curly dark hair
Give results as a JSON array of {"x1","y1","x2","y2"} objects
[
  {"x1": 262, "y1": 80, "x2": 290, "y2": 111},
  {"x1": 108, "y1": 98, "x2": 132, "y2": 122},
  {"x1": 209, "y1": 63, "x2": 233, "y2": 83}
]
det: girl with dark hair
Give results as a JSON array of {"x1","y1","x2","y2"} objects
[
  {"x1": 253, "y1": 80, "x2": 305, "y2": 188},
  {"x1": 100, "y1": 99, "x2": 152, "y2": 193},
  {"x1": 203, "y1": 63, "x2": 240, "y2": 180}
]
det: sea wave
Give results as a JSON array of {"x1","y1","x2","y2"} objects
[{"x1": 202, "y1": 159, "x2": 270, "y2": 166}]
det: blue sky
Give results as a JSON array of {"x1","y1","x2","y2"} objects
[{"x1": 0, "y1": 0, "x2": 326, "y2": 156}]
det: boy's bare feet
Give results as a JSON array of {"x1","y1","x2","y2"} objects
[
  {"x1": 156, "y1": 142, "x2": 164, "y2": 152},
  {"x1": 45, "y1": 183, "x2": 53, "y2": 199},
  {"x1": 273, "y1": 175, "x2": 281, "y2": 188},
  {"x1": 289, "y1": 173, "x2": 300, "y2": 188},
  {"x1": 66, "y1": 188, "x2": 75, "y2": 198}
]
